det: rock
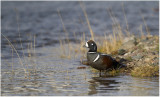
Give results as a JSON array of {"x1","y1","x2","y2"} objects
[
  {"x1": 144, "y1": 45, "x2": 156, "y2": 50},
  {"x1": 126, "y1": 62, "x2": 135, "y2": 67},
  {"x1": 111, "y1": 35, "x2": 158, "y2": 77},
  {"x1": 115, "y1": 57, "x2": 127, "y2": 64},
  {"x1": 152, "y1": 57, "x2": 159, "y2": 66},
  {"x1": 151, "y1": 52, "x2": 156, "y2": 55},
  {"x1": 118, "y1": 49, "x2": 126, "y2": 55},
  {"x1": 120, "y1": 38, "x2": 137, "y2": 50},
  {"x1": 144, "y1": 57, "x2": 151, "y2": 63},
  {"x1": 124, "y1": 52, "x2": 131, "y2": 56},
  {"x1": 132, "y1": 55, "x2": 143, "y2": 61},
  {"x1": 123, "y1": 36, "x2": 135, "y2": 43},
  {"x1": 77, "y1": 67, "x2": 86, "y2": 69}
]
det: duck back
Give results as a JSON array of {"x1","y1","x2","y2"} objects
[{"x1": 87, "y1": 52, "x2": 119, "y2": 70}]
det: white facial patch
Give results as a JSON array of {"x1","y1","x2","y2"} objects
[
  {"x1": 85, "y1": 42, "x2": 89, "y2": 47},
  {"x1": 93, "y1": 54, "x2": 100, "y2": 62}
]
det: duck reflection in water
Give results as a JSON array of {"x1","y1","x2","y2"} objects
[{"x1": 88, "y1": 77, "x2": 120, "y2": 95}]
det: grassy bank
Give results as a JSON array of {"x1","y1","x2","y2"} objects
[
  {"x1": 58, "y1": 2, "x2": 159, "y2": 77},
  {"x1": 2, "y1": 2, "x2": 159, "y2": 78},
  {"x1": 78, "y1": 35, "x2": 159, "y2": 77}
]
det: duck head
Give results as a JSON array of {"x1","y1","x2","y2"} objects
[{"x1": 84, "y1": 40, "x2": 97, "y2": 52}]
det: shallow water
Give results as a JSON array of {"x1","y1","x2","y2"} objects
[
  {"x1": 1, "y1": 1, "x2": 159, "y2": 96},
  {"x1": 1, "y1": 46, "x2": 159, "y2": 96}
]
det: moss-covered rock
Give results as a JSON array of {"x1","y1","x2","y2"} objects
[
  {"x1": 99, "y1": 35, "x2": 159, "y2": 77},
  {"x1": 131, "y1": 64, "x2": 159, "y2": 77}
]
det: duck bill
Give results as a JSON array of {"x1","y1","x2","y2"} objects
[
  {"x1": 83, "y1": 45, "x2": 88, "y2": 48},
  {"x1": 83, "y1": 42, "x2": 89, "y2": 48}
]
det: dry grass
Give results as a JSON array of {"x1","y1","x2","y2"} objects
[
  {"x1": 1, "y1": 33, "x2": 27, "y2": 74},
  {"x1": 2, "y1": 32, "x2": 38, "y2": 79},
  {"x1": 57, "y1": 9, "x2": 72, "y2": 59},
  {"x1": 131, "y1": 65, "x2": 159, "y2": 77},
  {"x1": 96, "y1": 8, "x2": 125, "y2": 55},
  {"x1": 139, "y1": 24, "x2": 145, "y2": 38},
  {"x1": 108, "y1": 68, "x2": 126, "y2": 76},
  {"x1": 140, "y1": 11, "x2": 150, "y2": 35},
  {"x1": 90, "y1": 67, "x2": 126, "y2": 76},
  {"x1": 57, "y1": 2, "x2": 132, "y2": 59},
  {"x1": 97, "y1": 37, "x2": 123, "y2": 55},
  {"x1": 79, "y1": 1, "x2": 95, "y2": 41},
  {"x1": 2, "y1": 2, "x2": 156, "y2": 79},
  {"x1": 57, "y1": 2, "x2": 150, "y2": 60},
  {"x1": 15, "y1": 8, "x2": 38, "y2": 77},
  {"x1": 2, "y1": 9, "x2": 38, "y2": 78}
]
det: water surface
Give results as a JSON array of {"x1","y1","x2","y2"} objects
[
  {"x1": 1, "y1": 1, "x2": 159, "y2": 96},
  {"x1": 1, "y1": 46, "x2": 159, "y2": 96}
]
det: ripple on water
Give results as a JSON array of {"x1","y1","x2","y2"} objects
[{"x1": 1, "y1": 45, "x2": 159, "y2": 96}]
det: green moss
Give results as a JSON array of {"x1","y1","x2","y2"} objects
[
  {"x1": 137, "y1": 44, "x2": 144, "y2": 50},
  {"x1": 107, "y1": 68, "x2": 125, "y2": 76},
  {"x1": 155, "y1": 44, "x2": 159, "y2": 52},
  {"x1": 90, "y1": 68, "x2": 126, "y2": 77},
  {"x1": 131, "y1": 64, "x2": 159, "y2": 77},
  {"x1": 126, "y1": 56, "x2": 133, "y2": 61}
]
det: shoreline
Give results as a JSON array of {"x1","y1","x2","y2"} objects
[{"x1": 81, "y1": 35, "x2": 159, "y2": 77}]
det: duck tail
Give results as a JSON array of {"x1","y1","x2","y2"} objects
[
  {"x1": 113, "y1": 61, "x2": 127, "y2": 69},
  {"x1": 118, "y1": 63, "x2": 127, "y2": 69}
]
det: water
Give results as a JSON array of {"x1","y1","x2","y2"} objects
[
  {"x1": 1, "y1": 1, "x2": 159, "y2": 51},
  {"x1": 1, "y1": 46, "x2": 159, "y2": 96},
  {"x1": 1, "y1": 1, "x2": 159, "y2": 96}
]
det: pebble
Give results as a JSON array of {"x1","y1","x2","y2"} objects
[
  {"x1": 124, "y1": 52, "x2": 131, "y2": 56},
  {"x1": 132, "y1": 55, "x2": 143, "y2": 61},
  {"x1": 120, "y1": 40, "x2": 136, "y2": 50},
  {"x1": 118, "y1": 49, "x2": 126, "y2": 55},
  {"x1": 144, "y1": 58, "x2": 151, "y2": 63}
]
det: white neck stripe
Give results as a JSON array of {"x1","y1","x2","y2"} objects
[{"x1": 93, "y1": 54, "x2": 100, "y2": 62}]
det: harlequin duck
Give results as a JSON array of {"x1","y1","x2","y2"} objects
[{"x1": 83, "y1": 40, "x2": 125, "y2": 76}]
